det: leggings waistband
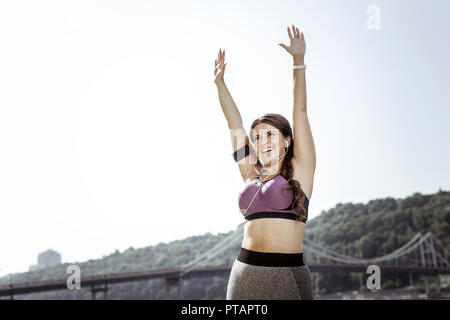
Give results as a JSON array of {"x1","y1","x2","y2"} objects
[{"x1": 237, "y1": 247, "x2": 305, "y2": 267}]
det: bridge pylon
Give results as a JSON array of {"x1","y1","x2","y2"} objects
[
  {"x1": 90, "y1": 281, "x2": 109, "y2": 300},
  {"x1": 165, "y1": 276, "x2": 184, "y2": 299}
]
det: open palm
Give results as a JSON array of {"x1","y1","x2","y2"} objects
[
  {"x1": 278, "y1": 24, "x2": 306, "y2": 57},
  {"x1": 214, "y1": 48, "x2": 227, "y2": 84}
]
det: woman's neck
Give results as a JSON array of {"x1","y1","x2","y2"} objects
[{"x1": 259, "y1": 170, "x2": 281, "y2": 182}]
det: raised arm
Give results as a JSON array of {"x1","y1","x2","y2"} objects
[
  {"x1": 279, "y1": 25, "x2": 316, "y2": 175},
  {"x1": 214, "y1": 49, "x2": 261, "y2": 182}
]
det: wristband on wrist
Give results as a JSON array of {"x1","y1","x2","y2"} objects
[{"x1": 293, "y1": 65, "x2": 306, "y2": 70}]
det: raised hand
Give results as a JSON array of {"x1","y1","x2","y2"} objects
[
  {"x1": 278, "y1": 24, "x2": 306, "y2": 57},
  {"x1": 214, "y1": 48, "x2": 227, "y2": 84}
]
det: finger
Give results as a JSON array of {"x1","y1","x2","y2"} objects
[
  {"x1": 295, "y1": 26, "x2": 300, "y2": 38},
  {"x1": 301, "y1": 32, "x2": 304, "y2": 40},
  {"x1": 292, "y1": 24, "x2": 297, "y2": 37},
  {"x1": 287, "y1": 26, "x2": 293, "y2": 40}
]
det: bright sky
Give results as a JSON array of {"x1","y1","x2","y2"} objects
[{"x1": 1, "y1": 0, "x2": 449, "y2": 277}]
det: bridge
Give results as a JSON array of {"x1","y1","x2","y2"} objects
[{"x1": 0, "y1": 227, "x2": 448, "y2": 299}]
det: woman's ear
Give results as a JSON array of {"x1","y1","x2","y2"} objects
[{"x1": 285, "y1": 137, "x2": 291, "y2": 148}]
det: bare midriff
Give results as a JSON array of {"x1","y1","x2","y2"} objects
[{"x1": 241, "y1": 218, "x2": 306, "y2": 253}]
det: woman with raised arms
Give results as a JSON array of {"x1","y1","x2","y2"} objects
[{"x1": 214, "y1": 24, "x2": 316, "y2": 300}]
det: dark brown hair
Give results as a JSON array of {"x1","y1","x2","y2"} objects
[{"x1": 249, "y1": 113, "x2": 307, "y2": 221}]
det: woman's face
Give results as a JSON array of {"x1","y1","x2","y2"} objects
[{"x1": 252, "y1": 123, "x2": 289, "y2": 168}]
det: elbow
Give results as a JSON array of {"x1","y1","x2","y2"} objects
[{"x1": 228, "y1": 121, "x2": 244, "y2": 130}]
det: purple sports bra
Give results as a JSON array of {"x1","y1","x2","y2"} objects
[{"x1": 238, "y1": 174, "x2": 309, "y2": 223}]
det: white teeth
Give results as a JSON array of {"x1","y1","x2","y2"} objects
[{"x1": 263, "y1": 148, "x2": 272, "y2": 153}]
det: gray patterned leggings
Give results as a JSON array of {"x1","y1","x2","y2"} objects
[{"x1": 226, "y1": 247, "x2": 314, "y2": 300}]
